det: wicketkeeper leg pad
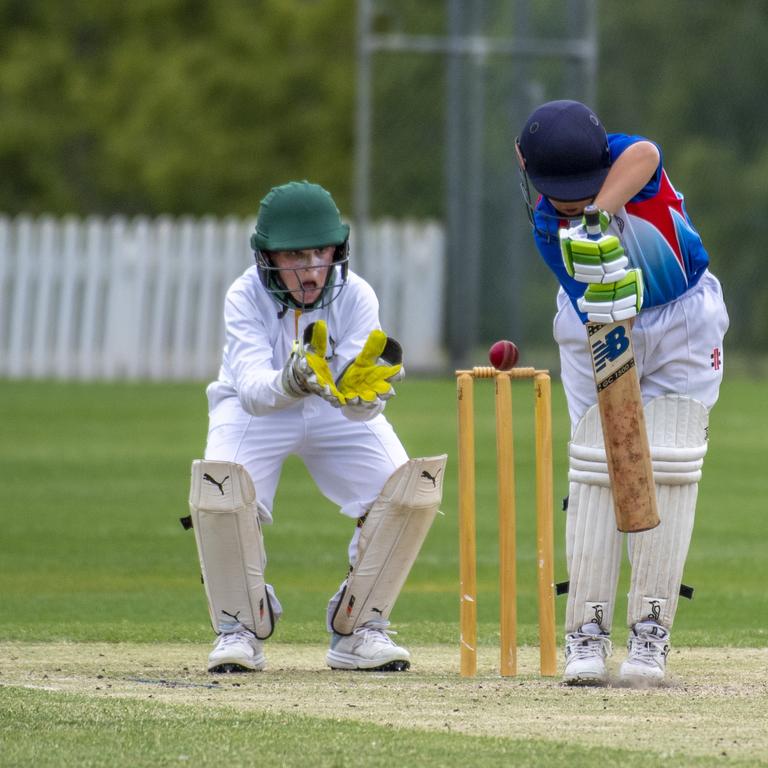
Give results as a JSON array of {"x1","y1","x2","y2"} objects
[
  {"x1": 189, "y1": 459, "x2": 279, "y2": 639},
  {"x1": 627, "y1": 395, "x2": 708, "y2": 628},
  {"x1": 331, "y1": 455, "x2": 447, "y2": 635},
  {"x1": 566, "y1": 404, "x2": 624, "y2": 633}
]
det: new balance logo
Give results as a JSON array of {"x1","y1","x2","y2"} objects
[
  {"x1": 591, "y1": 325, "x2": 630, "y2": 373},
  {"x1": 421, "y1": 469, "x2": 441, "y2": 487},
  {"x1": 203, "y1": 473, "x2": 229, "y2": 495}
]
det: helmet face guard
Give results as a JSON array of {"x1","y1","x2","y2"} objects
[
  {"x1": 515, "y1": 139, "x2": 570, "y2": 242},
  {"x1": 251, "y1": 181, "x2": 351, "y2": 311},
  {"x1": 254, "y1": 243, "x2": 350, "y2": 311}
]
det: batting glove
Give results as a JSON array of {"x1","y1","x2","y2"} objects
[
  {"x1": 282, "y1": 320, "x2": 347, "y2": 406},
  {"x1": 577, "y1": 268, "x2": 644, "y2": 323},
  {"x1": 560, "y1": 216, "x2": 628, "y2": 284},
  {"x1": 336, "y1": 329, "x2": 404, "y2": 405}
]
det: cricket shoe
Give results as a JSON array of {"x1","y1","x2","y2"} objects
[
  {"x1": 326, "y1": 623, "x2": 411, "y2": 671},
  {"x1": 208, "y1": 629, "x2": 266, "y2": 673},
  {"x1": 563, "y1": 623, "x2": 612, "y2": 686},
  {"x1": 619, "y1": 621, "x2": 669, "y2": 686}
]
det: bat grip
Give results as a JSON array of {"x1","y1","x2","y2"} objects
[{"x1": 583, "y1": 204, "x2": 601, "y2": 240}]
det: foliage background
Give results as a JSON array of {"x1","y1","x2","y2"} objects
[{"x1": 0, "y1": 0, "x2": 763, "y2": 352}]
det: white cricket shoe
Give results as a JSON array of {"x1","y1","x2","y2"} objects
[
  {"x1": 326, "y1": 623, "x2": 411, "y2": 671},
  {"x1": 563, "y1": 623, "x2": 612, "y2": 686},
  {"x1": 619, "y1": 621, "x2": 669, "y2": 685},
  {"x1": 207, "y1": 630, "x2": 266, "y2": 673}
]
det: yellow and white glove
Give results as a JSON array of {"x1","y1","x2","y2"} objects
[
  {"x1": 281, "y1": 320, "x2": 346, "y2": 407},
  {"x1": 560, "y1": 214, "x2": 628, "y2": 284},
  {"x1": 336, "y1": 329, "x2": 404, "y2": 406},
  {"x1": 577, "y1": 268, "x2": 644, "y2": 323}
]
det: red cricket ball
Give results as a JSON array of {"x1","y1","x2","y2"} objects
[{"x1": 488, "y1": 340, "x2": 519, "y2": 371}]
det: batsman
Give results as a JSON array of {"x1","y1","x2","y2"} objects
[
  {"x1": 515, "y1": 101, "x2": 729, "y2": 685},
  {"x1": 186, "y1": 181, "x2": 445, "y2": 673}
]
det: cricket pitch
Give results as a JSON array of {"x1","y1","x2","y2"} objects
[{"x1": 1, "y1": 642, "x2": 766, "y2": 763}]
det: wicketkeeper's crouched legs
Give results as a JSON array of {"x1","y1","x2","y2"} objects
[
  {"x1": 188, "y1": 460, "x2": 282, "y2": 672},
  {"x1": 326, "y1": 455, "x2": 447, "y2": 671}
]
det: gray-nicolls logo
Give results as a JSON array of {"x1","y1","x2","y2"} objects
[
  {"x1": 421, "y1": 468, "x2": 441, "y2": 487},
  {"x1": 203, "y1": 473, "x2": 229, "y2": 495}
]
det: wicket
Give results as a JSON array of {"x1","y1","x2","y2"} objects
[{"x1": 456, "y1": 365, "x2": 557, "y2": 677}]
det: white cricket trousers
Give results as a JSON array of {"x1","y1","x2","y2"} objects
[
  {"x1": 554, "y1": 270, "x2": 729, "y2": 429},
  {"x1": 204, "y1": 390, "x2": 408, "y2": 531}
]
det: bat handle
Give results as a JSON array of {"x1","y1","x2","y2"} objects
[{"x1": 583, "y1": 204, "x2": 601, "y2": 240}]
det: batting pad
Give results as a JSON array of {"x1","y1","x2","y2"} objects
[
  {"x1": 627, "y1": 395, "x2": 708, "y2": 629},
  {"x1": 189, "y1": 460, "x2": 276, "y2": 639},
  {"x1": 331, "y1": 455, "x2": 447, "y2": 635},
  {"x1": 565, "y1": 404, "x2": 623, "y2": 633}
]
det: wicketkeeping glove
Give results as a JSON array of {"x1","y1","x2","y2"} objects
[
  {"x1": 281, "y1": 320, "x2": 347, "y2": 406},
  {"x1": 335, "y1": 329, "x2": 404, "y2": 405},
  {"x1": 560, "y1": 214, "x2": 628, "y2": 284},
  {"x1": 577, "y1": 268, "x2": 644, "y2": 323}
]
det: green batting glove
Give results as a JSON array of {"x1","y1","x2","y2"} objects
[
  {"x1": 560, "y1": 223, "x2": 629, "y2": 284},
  {"x1": 336, "y1": 329, "x2": 404, "y2": 404},
  {"x1": 577, "y1": 268, "x2": 644, "y2": 323}
]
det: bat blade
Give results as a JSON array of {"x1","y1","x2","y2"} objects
[{"x1": 587, "y1": 320, "x2": 659, "y2": 532}]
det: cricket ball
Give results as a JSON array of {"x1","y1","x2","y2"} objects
[{"x1": 488, "y1": 340, "x2": 519, "y2": 371}]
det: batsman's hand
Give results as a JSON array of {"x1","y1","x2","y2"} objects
[
  {"x1": 336, "y1": 329, "x2": 404, "y2": 405},
  {"x1": 578, "y1": 268, "x2": 644, "y2": 323},
  {"x1": 560, "y1": 217, "x2": 628, "y2": 284},
  {"x1": 281, "y1": 320, "x2": 347, "y2": 406}
]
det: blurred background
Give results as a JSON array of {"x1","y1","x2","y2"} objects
[{"x1": 1, "y1": 0, "x2": 765, "y2": 378}]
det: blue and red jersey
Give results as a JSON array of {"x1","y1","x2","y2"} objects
[{"x1": 531, "y1": 133, "x2": 710, "y2": 320}]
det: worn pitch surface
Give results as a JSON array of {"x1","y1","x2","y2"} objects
[{"x1": 1, "y1": 642, "x2": 766, "y2": 763}]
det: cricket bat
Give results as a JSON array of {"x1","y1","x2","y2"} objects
[{"x1": 583, "y1": 205, "x2": 660, "y2": 533}]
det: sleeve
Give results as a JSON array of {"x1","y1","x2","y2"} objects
[
  {"x1": 607, "y1": 133, "x2": 663, "y2": 201},
  {"x1": 223, "y1": 286, "x2": 299, "y2": 416},
  {"x1": 532, "y1": 199, "x2": 588, "y2": 314}
]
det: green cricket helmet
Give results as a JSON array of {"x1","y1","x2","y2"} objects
[{"x1": 250, "y1": 181, "x2": 350, "y2": 311}]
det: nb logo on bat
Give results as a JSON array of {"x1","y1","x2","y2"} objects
[{"x1": 591, "y1": 325, "x2": 630, "y2": 373}]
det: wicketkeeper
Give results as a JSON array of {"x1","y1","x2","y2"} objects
[
  {"x1": 187, "y1": 181, "x2": 445, "y2": 673},
  {"x1": 516, "y1": 100, "x2": 729, "y2": 685}
]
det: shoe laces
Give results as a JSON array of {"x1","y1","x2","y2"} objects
[
  {"x1": 627, "y1": 629, "x2": 669, "y2": 665},
  {"x1": 217, "y1": 630, "x2": 254, "y2": 647},
  {"x1": 352, "y1": 622, "x2": 397, "y2": 647},
  {"x1": 566, "y1": 630, "x2": 612, "y2": 660}
]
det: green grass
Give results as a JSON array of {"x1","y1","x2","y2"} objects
[
  {"x1": 1, "y1": 376, "x2": 766, "y2": 768},
  {"x1": 5, "y1": 685, "x2": 747, "y2": 768},
  {"x1": 0, "y1": 375, "x2": 765, "y2": 648}
]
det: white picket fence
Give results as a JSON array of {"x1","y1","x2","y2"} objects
[{"x1": 0, "y1": 215, "x2": 445, "y2": 380}]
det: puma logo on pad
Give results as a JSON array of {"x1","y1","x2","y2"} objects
[{"x1": 203, "y1": 473, "x2": 229, "y2": 495}]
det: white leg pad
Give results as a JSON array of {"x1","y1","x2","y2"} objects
[
  {"x1": 627, "y1": 395, "x2": 708, "y2": 628},
  {"x1": 189, "y1": 460, "x2": 277, "y2": 639},
  {"x1": 566, "y1": 404, "x2": 623, "y2": 633},
  {"x1": 331, "y1": 455, "x2": 447, "y2": 635}
]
